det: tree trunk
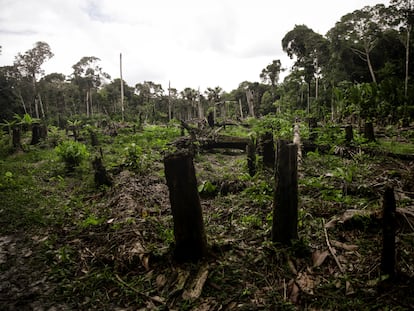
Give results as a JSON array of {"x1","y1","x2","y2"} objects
[
  {"x1": 92, "y1": 156, "x2": 112, "y2": 187},
  {"x1": 31, "y1": 124, "x2": 40, "y2": 145},
  {"x1": 345, "y1": 125, "x2": 354, "y2": 144},
  {"x1": 272, "y1": 140, "x2": 298, "y2": 245},
  {"x1": 164, "y1": 151, "x2": 207, "y2": 262},
  {"x1": 247, "y1": 137, "x2": 256, "y2": 177},
  {"x1": 364, "y1": 121, "x2": 375, "y2": 142},
  {"x1": 12, "y1": 127, "x2": 22, "y2": 150},
  {"x1": 381, "y1": 186, "x2": 396, "y2": 278},
  {"x1": 259, "y1": 132, "x2": 275, "y2": 168},
  {"x1": 404, "y1": 26, "x2": 411, "y2": 100},
  {"x1": 207, "y1": 111, "x2": 214, "y2": 128},
  {"x1": 365, "y1": 44, "x2": 377, "y2": 84},
  {"x1": 246, "y1": 90, "x2": 255, "y2": 118},
  {"x1": 239, "y1": 99, "x2": 244, "y2": 119},
  {"x1": 120, "y1": 53, "x2": 125, "y2": 122}
]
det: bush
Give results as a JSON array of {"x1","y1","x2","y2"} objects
[{"x1": 55, "y1": 140, "x2": 89, "y2": 170}]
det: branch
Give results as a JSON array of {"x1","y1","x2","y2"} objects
[{"x1": 322, "y1": 219, "x2": 344, "y2": 273}]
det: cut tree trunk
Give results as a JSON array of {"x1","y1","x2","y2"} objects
[
  {"x1": 272, "y1": 140, "x2": 298, "y2": 245},
  {"x1": 12, "y1": 127, "x2": 22, "y2": 150},
  {"x1": 259, "y1": 132, "x2": 275, "y2": 168},
  {"x1": 364, "y1": 121, "x2": 375, "y2": 142},
  {"x1": 164, "y1": 151, "x2": 207, "y2": 262},
  {"x1": 30, "y1": 124, "x2": 47, "y2": 145},
  {"x1": 381, "y1": 186, "x2": 397, "y2": 278},
  {"x1": 200, "y1": 135, "x2": 250, "y2": 150},
  {"x1": 345, "y1": 125, "x2": 354, "y2": 144},
  {"x1": 247, "y1": 137, "x2": 256, "y2": 177},
  {"x1": 92, "y1": 156, "x2": 112, "y2": 187}
]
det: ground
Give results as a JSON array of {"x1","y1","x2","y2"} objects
[{"x1": 1, "y1": 130, "x2": 414, "y2": 310}]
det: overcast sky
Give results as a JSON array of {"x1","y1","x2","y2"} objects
[{"x1": 0, "y1": 0, "x2": 389, "y2": 93}]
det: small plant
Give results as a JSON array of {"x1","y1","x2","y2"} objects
[
  {"x1": 123, "y1": 143, "x2": 149, "y2": 172},
  {"x1": 55, "y1": 140, "x2": 89, "y2": 171},
  {"x1": 198, "y1": 180, "x2": 218, "y2": 196}
]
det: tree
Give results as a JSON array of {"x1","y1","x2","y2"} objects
[
  {"x1": 330, "y1": 5, "x2": 387, "y2": 84},
  {"x1": 14, "y1": 41, "x2": 54, "y2": 118},
  {"x1": 181, "y1": 87, "x2": 198, "y2": 120},
  {"x1": 205, "y1": 86, "x2": 223, "y2": 119},
  {"x1": 135, "y1": 81, "x2": 164, "y2": 122},
  {"x1": 260, "y1": 59, "x2": 282, "y2": 88},
  {"x1": 72, "y1": 56, "x2": 110, "y2": 117},
  {"x1": 388, "y1": 0, "x2": 414, "y2": 99},
  {"x1": 282, "y1": 25, "x2": 329, "y2": 114}
]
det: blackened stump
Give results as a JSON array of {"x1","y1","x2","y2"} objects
[
  {"x1": 272, "y1": 140, "x2": 298, "y2": 245},
  {"x1": 381, "y1": 186, "x2": 397, "y2": 278},
  {"x1": 164, "y1": 151, "x2": 207, "y2": 262}
]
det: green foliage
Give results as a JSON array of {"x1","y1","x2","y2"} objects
[
  {"x1": 250, "y1": 114, "x2": 293, "y2": 140},
  {"x1": 55, "y1": 140, "x2": 89, "y2": 170},
  {"x1": 122, "y1": 142, "x2": 149, "y2": 172},
  {"x1": 198, "y1": 180, "x2": 218, "y2": 195}
]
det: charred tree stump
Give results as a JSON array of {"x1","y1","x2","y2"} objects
[
  {"x1": 364, "y1": 121, "x2": 375, "y2": 142},
  {"x1": 207, "y1": 111, "x2": 215, "y2": 128},
  {"x1": 92, "y1": 156, "x2": 112, "y2": 187},
  {"x1": 381, "y1": 186, "x2": 397, "y2": 278},
  {"x1": 164, "y1": 151, "x2": 207, "y2": 262},
  {"x1": 88, "y1": 128, "x2": 99, "y2": 146},
  {"x1": 30, "y1": 123, "x2": 47, "y2": 145},
  {"x1": 345, "y1": 125, "x2": 354, "y2": 144},
  {"x1": 247, "y1": 137, "x2": 256, "y2": 177},
  {"x1": 12, "y1": 127, "x2": 22, "y2": 150},
  {"x1": 272, "y1": 140, "x2": 298, "y2": 245},
  {"x1": 307, "y1": 117, "x2": 318, "y2": 142},
  {"x1": 259, "y1": 132, "x2": 275, "y2": 168}
]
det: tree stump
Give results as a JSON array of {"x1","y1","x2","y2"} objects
[
  {"x1": 207, "y1": 111, "x2": 215, "y2": 128},
  {"x1": 381, "y1": 186, "x2": 397, "y2": 278},
  {"x1": 92, "y1": 156, "x2": 112, "y2": 187},
  {"x1": 259, "y1": 132, "x2": 275, "y2": 168},
  {"x1": 33, "y1": 124, "x2": 48, "y2": 144},
  {"x1": 364, "y1": 121, "x2": 375, "y2": 142},
  {"x1": 345, "y1": 125, "x2": 353, "y2": 144},
  {"x1": 164, "y1": 151, "x2": 207, "y2": 262},
  {"x1": 272, "y1": 140, "x2": 298, "y2": 245},
  {"x1": 307, "y1": 117, "x2": 318, "y2": 142},
  {"x1": 12, "y1": 127, "x2": 22, "y2": 150},
  {"x1": 246, "y1": 137, "x2": 256, "y2": 177}
]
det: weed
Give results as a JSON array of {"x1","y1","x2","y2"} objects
[{"x1": 55, "y1": 140, "x2": 89, "y2": 171}]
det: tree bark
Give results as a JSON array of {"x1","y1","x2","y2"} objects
[
  {"x1": 164, "y1": 151, "x2": 207, "y2": 262},
  {"x1": 247, "y1": 137, "x2": 256, "y2": 177},
  {"x1": 381, "y1": 186, "x2": 397, "y2": 278},
  {"x1": 345, "y1": 125, "x2": 354, "y2": 144},
  {"x1": 12, "y1": 127, "x2": 22, "y2": 150},
  {"x1": 364, "y1": 121, "x2": 375, "y2": 142},
  {"x1": 272, "y1": 140, "x2": 298, "y2": 245},
  {"x1": 259, "y1": 132, "x2": 275, "y2": 168}
]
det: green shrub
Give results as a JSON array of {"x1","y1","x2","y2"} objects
[{"x1": 55, "y1": 140, "x2": 89, "y2": 170}]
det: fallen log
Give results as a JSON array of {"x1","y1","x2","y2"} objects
[{"x1": 199, "y1": 135, "x2": 250, "y2": 150}]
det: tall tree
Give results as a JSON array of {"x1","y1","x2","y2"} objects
[
  {"x1": 330, "y1": 5, "x2": 387, "y2": 84},
  {"x1": 14, "y1": 41, "x2": 54, "y2": 118},
  {"x1": 260, "y1": 59, "x2": 282, "y2": 88},
  {"x1": 389, "y1": 0, "x2": 414, "y2": 98},
  {"x1": 72, "y1": 56, "x2": 110, "y2": 117},
  {"x1": 282, "y1": 25, "x2": 328, "y2": 113},
  {"x1": 135, "y1": 81, "x2": 163, "y2": 121}
]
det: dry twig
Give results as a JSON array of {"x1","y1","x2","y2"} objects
[{"x1": 322, "y1": 218, "x2": 344, "y2": 273}]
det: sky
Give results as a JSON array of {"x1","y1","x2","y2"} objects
[{"x1": 0, "y1": 0, "x2": 390, "y2": 93}]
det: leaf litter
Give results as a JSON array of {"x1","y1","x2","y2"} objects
[{"x1": 1, "y1": 151, "x2": 414, "y2": 310}]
